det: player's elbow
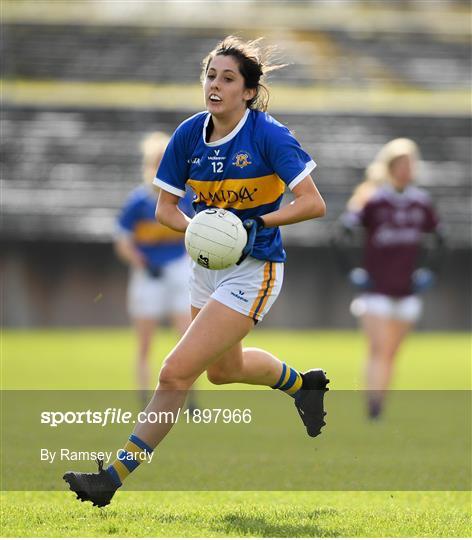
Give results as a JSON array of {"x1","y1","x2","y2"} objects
[
  {"x1": 155, "y1": 204, "x2": 169, "y2": 226},
  {"x1": 311, "y1": 197, "x2": 326, "y2": 218}
]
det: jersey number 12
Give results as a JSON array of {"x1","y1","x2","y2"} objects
[{"x1": 211, "y1": 162, "x2": 224, "y2": 173}]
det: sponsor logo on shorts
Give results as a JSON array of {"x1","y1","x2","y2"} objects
[{"x1": 231, "y1": 290, "x2": 248, "y2": 303}]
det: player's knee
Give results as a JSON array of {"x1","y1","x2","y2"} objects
[
  {"x1": 206, "y1": 366, "x2": 235, "y2": 385},
  {"x1": 159, "y1": 358, "x2": 193, "y2": 390},
  {"x1": 368, "y1": 341, "x2": 383, "y2": 358},
  {"x1": 374, "y1": 348, "x2": 395, "y2": 364},
  {"x1": 383, "y1": 350, "x2": 397, "y2": 363}
]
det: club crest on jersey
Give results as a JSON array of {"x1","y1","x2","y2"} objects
[{"x1": 232, "y1": 151, "x2": 252, "y2": 168}]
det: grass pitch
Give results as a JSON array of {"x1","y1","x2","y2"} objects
[{"x1": 1, "y1": 329, "x2": 471, "y2": 537}]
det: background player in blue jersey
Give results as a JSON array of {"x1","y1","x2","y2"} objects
[
  {"x1": 64, "y1": 36, "x2": 328, "y2": 507},
  {"x1": 115, "y1": 132, "x2": 193, "y2": 407},
  {"x1": 339, "y1": 138, "x2": 443, "y2": 418}
]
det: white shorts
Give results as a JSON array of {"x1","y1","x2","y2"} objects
[
  {"x1": 190, "y1": 256, "x2": 284, "y2": 322},
  {"x1": 350, "y1": 293, "x2": 423, "y2": 323},
  {"x1": 127, "y1": 255, "x2": 191, "y2": 319}
]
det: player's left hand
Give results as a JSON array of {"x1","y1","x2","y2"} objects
[
  {"x1": 412, "y1": 267, "x2": 435, "y2": 293},
  {"x1": 236, "y1": 217, "x2": 265, "y2": 265}
]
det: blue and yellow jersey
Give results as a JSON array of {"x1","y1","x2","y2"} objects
[
  {"x1": 154, "y1": 109, "x2": 316, "y2": 262},
  {"x1": 116, "y1": 185, "x2": 193, "y2": 269}
]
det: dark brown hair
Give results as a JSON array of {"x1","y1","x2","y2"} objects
[{"x1": 201, "y1": 36, "x2": 286, "y2": 112}]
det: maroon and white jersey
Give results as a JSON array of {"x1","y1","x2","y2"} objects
[{"x1": 348, "y1": 185, "x2": 440, "y2": 297}]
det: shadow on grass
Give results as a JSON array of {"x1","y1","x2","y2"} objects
[
  {"x1": 214, "y1": 508, "x2": 342, "y2": 538},
  {"x1": 0, "y1": 496, "x2": 344, "y2": 538},
  {"x1": 136, "y1": 507, "x2": 343, "y2": 538}
]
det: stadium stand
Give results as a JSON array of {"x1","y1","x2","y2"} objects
[
  {"x1": 2, "y1": 107, "x2": 470, "y2": 247},
  {"x1": 3, "y1": 23, "x2": 471, "y2": 89}
]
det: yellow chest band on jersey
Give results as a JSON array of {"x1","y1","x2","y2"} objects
[{"x1": 187, "y1": 174, "x2": 285, "y2": 210}]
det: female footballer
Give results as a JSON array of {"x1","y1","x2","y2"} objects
[
  {"x1": 340, "y1": 138, "x2": 443, "y2": 418},
  {"x1": 64, "y1": 36, "x2": 328, "y2": 507},
  {"x1": 115, "y1": 132, "x2": 193, "y2": 408}
]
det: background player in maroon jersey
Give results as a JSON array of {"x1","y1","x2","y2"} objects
[{"x1": 340, "y1": 138, "x2": 443, "y2": 418}]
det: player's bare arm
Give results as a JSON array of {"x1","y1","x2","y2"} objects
[
  {"x1": 156, "y1": 189, "x2": 192, "y2": 232},
  {"x1": 260, "y1": 175, "x2": 326, "y2": 228},
  {"x1": 114, "y1": 236, "x2": 147, "y2": 269}
]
